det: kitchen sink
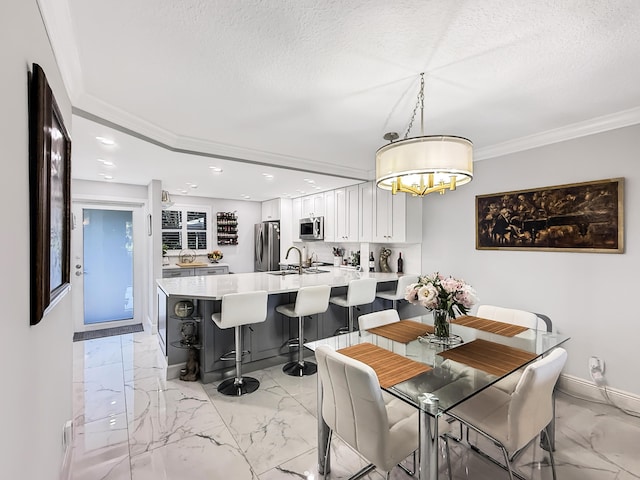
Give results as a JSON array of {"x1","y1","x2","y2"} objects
[{"x1": 303, "y1": 268, "x2": 330, "y2": 274}]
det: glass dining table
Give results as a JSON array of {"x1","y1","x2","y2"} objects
[{"x1": 305, "y1": 313, "x2": 570, "y2": 480}]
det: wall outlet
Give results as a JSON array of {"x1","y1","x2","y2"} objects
[{"x1": 589, "y1": 356, "x2": 605, "y2": 385}]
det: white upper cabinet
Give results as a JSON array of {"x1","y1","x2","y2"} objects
[
  {"x1": 335, "y1": 185, "x2": 359, "y2": 242},
  {"x1": 373, "y1": 186, "x2": 422, "y2": 243},
  {"x1": 261, "y1": 198, "x2": 281, "y2": 221},
  {"x1": 358, "y1": 182, "x2": 373, "y2": 242},
  {"x1": 323, "y1": 190, "x2": 335, "y2": 242},
  {"x1": 301, "y1": 193, "x2": 324, "y2": 219}
]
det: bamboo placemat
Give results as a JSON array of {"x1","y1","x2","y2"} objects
[
  {"x1": 438, "y1": 339, "x2": 537, "y2": 377},
  {"x1": 451, "y1": 315, "x2": 529, "y2": 337},
  {"x1": 367, "y1": 319, "x2": 434, "y2": 344},
  {"x1": 337, "y1": 342, "x2": 431, "y2": 388}
]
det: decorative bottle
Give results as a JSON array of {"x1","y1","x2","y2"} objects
[
  {"x1": 369, "y1": 252, "x2": 375, "y2": 272},
  {"x1": 397, "y1": 252, "x2": 404, "y2": 273}
]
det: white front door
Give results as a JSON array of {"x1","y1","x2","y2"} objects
[{"x1": 71, "y1": 202, "x2": 144, "y2": 332}]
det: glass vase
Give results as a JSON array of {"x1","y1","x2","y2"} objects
[{"x1": 433, "y1": 309, "x2": 450, "y2": 339}]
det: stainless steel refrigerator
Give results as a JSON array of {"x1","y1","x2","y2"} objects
[{"x1": 254, "y1": 221, "x2": 280, "y2": 272}]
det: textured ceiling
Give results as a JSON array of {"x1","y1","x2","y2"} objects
[{"x1": 40, "y1": 0, "x2": 640, "y2": 200}]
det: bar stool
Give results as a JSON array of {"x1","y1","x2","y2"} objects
[
  {"x1": 329, "y1": 278, "x2": 377, "y2": 334},
  {"x1": 276, "y1": 285, "x2": 331, "y2": 377},
  {"x1": 211, "y1": 290, "x2": 268, "y2": 396},
  {"x1": 376, "y1": 274, "x2": 417, "y2": 311}
]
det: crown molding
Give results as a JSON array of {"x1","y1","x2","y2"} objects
[
  {"x1": 73, "y1": 99, "x2": 369, "y2": 182},
  {"x1": 36, "y1": 0, "x2": 84, "y2": 102},
  {"x1": 475, "y1": 106, "x2": 640, "y2": 161}
]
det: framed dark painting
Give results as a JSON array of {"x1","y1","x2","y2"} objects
[
  {"x1": 29, "y1": 63, "x2": 72, "y2": 325},
  {"x1": 476, "y1": 178, "x2": 624, "y2": 253}
]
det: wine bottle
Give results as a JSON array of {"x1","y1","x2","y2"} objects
[
  {"x1": 397, "y1": 252, "x2": 404, "y2": 273},
  {"x1": 369, "y1": 252, "x2": 375, "y2": 272}
]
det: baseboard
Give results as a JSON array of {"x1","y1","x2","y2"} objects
[
  {"x1": 145, "y1": 314, "x2": 157, "y2": 334},
  {"x1": 167, "y1": 362, "x2": 186, "y2": 380},
  {"x1": 557, "y1": 373, "x2": 640, "y2": 413}
]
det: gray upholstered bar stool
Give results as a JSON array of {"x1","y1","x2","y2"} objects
[
  {"x1": 276, "y1": 285, "x2": 331, "y2": 377},
  {"x1": 329, "y1": 277, "x2": 378, "y2": 334},
  {"x1": 376, "y1": 274, "x2": 417, "y2": 311},
  {"x1": 211, "y1": 290, "x2": 268, "y2": 396}
]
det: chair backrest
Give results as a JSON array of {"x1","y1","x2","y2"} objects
[
  {"x1": 315, "y1": 345, "x2": 391, "y2": 467},
  {"x1": 358, "y1": 309, "x2": 400, "y2": 331},
  {"x1": 346, "y1": 278, "x2": 378, "y2": 306},
  {"x1": 507, "y1": 347, "x2": 567, "y2": 451},
  {"x1": 396, "y1": 274, "x2": 419, "y2": 297},
  {"x1": 219, "y1": 291, "x2": 268, "y2": 328},
  {"x1": 477, "y1": 304, "x2": 540, "y2": 330},
  {"x1": 294, "y1": 285, "x2": 331, "y2": 317}
]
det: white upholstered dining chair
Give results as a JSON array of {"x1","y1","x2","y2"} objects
[
  {"x1": 315, "y1": 344, "x2": 451, "y2": 479},
  {"x1": 477, "y1": 304, "x2": 542, "y2": 331},
  {"x1": 447, "y1": 347, "x2": 567, "y2": 480},
  {"x1": 358, "y1": 308, "x2": 400, "y2": 331},
  {"x1": 476, "y1": 304, "x2": 540, "y2": 393}
]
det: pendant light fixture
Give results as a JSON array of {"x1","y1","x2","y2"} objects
[{"x1": 376, "y1": 73, "x2": 473, "y2": 196}]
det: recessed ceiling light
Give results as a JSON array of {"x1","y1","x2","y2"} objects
[
  {"x1": 262, "y1": 173, "x2": 274, "y2": 179},
  {"x1": 209, "y1": 166, "x2": 223, "y2": 173},
  {"x1": 190, "y1": 184, "x2": 198, "y2": 189},
  {"x1": 180, "y1": 189, "x2": 188, "y2": 194},
  {"x1": 103, "y1": 175, "x2": 113, "y2": 180},
  {"x1": 103, "y1": 160, "x2": 114, "y2": 166},
  {"x1": 296, "y1": 189, "x2": 306, "y2": 194},
  {"x1": 304, "y1": 178, "x2": 315, "y2": 184},
  {"x1": 96, "y1": 136, "x2": 115, "y2": 146}
]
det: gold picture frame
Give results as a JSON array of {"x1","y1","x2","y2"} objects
[{"x1": 476, "y1": 178, "x2": 624, "y2": 253}]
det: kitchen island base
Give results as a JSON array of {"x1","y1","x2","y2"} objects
[{"x1": 156, "y1": 270, "x2": 402, "y2": 383}]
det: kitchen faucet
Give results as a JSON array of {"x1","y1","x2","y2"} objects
[{"x1": 285, "y1": 246, "x2": 303, "y2": 274}]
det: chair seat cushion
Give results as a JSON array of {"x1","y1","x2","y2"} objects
[
  {"x1": 450, "y1": 385, "x2": 511, "y2": 448},
  {"x1": 329, "y1": 295, "x2": 349, "y2": 307},
  {"x1": 275, "y1": 303, "x2": 296, "y2": 318},
  {"x1": 376, "y1": 290, "x2": 402, "y2": 301}
]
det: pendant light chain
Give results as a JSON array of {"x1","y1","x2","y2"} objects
[{"x1": 403, "y1": 73, "x2": 425, "y2": 139}]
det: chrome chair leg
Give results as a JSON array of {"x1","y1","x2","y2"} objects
[
  {"x1": 398, "y1": 451, "x2": 416, "y2": 476},
  {"x1": 543, "y1": 427, "x2": 558, "y2": 480}
]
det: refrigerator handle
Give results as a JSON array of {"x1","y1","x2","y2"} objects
[{"x1": 255, "y1": 226, "x2": 261, "y2": 263}]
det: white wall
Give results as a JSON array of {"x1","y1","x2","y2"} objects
[
  {"x1": 420, "y1": 124, "x2": 640, "y2": 395},
  {"x1": 0, "y1": 1, "x2": 74, "y2": 478},
  {"x1": 169, "y1": 194, "x2": 262, "y2": 273}
]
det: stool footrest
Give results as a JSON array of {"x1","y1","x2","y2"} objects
[{"x1": 219, "y1": 349, "x2": 250, "y2": 361}]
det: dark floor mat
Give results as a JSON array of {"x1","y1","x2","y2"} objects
[{"x1": 73, "y1": 323, "x2": 144, "y2": 342}]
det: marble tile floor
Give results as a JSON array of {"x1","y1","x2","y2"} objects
[{"x1": 71, "y1": 329, "x2": 640, "y2": 479}]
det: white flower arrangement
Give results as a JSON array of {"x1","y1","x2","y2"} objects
[{"x1": 405, "y1": 272, "x2": 478, "y2": 318}]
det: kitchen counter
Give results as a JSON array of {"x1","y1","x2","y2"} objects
[
  {"x1": 162, "y1": 262, "x2": 230, "y2": 270},
  {"x1": 157, "y1": 267, "x2": 405, "y2": 300},
  {"x1": 156, "y1": 267, "x2": 409, "y2": 382}
]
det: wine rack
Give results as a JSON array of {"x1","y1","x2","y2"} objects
[{"x1": 217, "y1": 211, "x2": 238, "y2": 245}]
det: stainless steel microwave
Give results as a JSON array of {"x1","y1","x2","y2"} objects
[{"x1": 300, "y1": 216, "x2": 324, "y2": 241}]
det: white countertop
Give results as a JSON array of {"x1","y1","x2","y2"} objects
[
  {"x1": 162, "y1": 262, "x2": 230, "y2": 269},
  {"x1": 156, "y1": 267, "x2": 404, "y2": 300}
]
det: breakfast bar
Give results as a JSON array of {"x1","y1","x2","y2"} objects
[{"x1": 156, "y1": 267, "x2": 405, "y2": 382}]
